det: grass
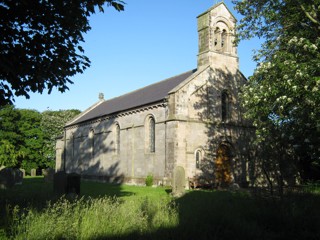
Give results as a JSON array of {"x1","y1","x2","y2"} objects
[{"x1": 1, "y1": 177, "x2": 320, "y2": 239}]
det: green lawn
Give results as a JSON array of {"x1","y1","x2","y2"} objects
[{"x1": 1, "y1": 177, "x2": 320, "y2": 239}]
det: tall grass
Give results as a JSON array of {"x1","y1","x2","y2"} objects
[
  {"x1": 2, "y1": 178, "x2": 320, "y2": 239},
  {"x1": 11, "y1": 196, "x2": 178, "y2": 240}
]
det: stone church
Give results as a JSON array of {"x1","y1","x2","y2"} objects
[{"x1": 56, "y1": 2, "x2": 254, "y2": 188}]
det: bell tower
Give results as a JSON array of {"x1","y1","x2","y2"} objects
[{"x1": 197, "y1": 2, "x2": 238, "y2": 70}]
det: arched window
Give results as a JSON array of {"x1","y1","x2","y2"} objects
[
  {"x1": 149, "y1": 117, "x2": 155, "y2": 152},
  {"x1": 214, "y1": 27, "x2": 220, "y2": 47},
  {"x1": 115, "y1": 124, "x2": 120, "y2": 154},
  {"x1": 195, "y1": 149, "x2": 203, "y2": 169},
  {"x1": 221, "y1": 91, "x2": 230, "y2": 122},
  {"x1": 221, "y1": 29, "x2": 227, "y2": 50},
  {"x1": 89, "y1": 129, "x2": 94, "y2": 156}
]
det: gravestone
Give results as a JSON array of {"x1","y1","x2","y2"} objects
[
  {"x1": 53, "y1": 171, "x2": 67, "y2": 196},
  {"x1": 67, "y1": 173, "x2": 80, "y2": 195},
  {"x1": 0, "y1": 168, "x2": 15, "y2": 189},
  {"x1": 53, "y1": 172, "x2": 80, "y2": 196},
  {"x1": 172, "y1": 166, "x2": 186, "y2": 197},
  {"x1": 13, "y1": 169, "x2": 23, "y2": 185},
  {"x1": 0, "y1": 168, "x2": 23, "y2": 189},
  {"x1": 43, "y1": 168, "x2": 54, "y2": 182},
  {"x1": 31, "y1": 169, "x2": 36, "y2": 177},
  {"x1": 229, "y1": 183, "x2": 240, "y2": 192},
  {"x1": 20, "y1": 169, "x2": 26, "y2": 178}
]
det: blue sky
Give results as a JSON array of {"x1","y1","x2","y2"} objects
[{"x1": 14, "y1": 0, "x2": 262, "y2": 112}]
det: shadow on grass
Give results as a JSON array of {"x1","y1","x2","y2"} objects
[
  {"x1": 92, "y1": 190, "x2": 320, "y2": 240},
  {"x1": 80, "y1": 180, "x2": 134, "y2": 199},
  {"x1": 1, "y1": 179, "x2": 320, "y2": 240},
  {"x1": 0, "y1": 177, "x2": 133, "y2": 236}
]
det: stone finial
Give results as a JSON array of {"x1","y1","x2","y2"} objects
[{"x1": 99, "y1": 92, "x2": 104, "y2": 101}]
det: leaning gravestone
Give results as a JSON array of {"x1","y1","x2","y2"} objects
[
  {"x1": 43, "y1": 168, "x2": 54, "y2": 182},
  {"x1": 31, "y1": 169, "x2": 36, "y2": 177},
  {"x1": 172, "y1": 166, "x2": 186, "y2": 197}
]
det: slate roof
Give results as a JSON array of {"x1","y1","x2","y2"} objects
[{"x1": 67, "y1": 69, "x2": 197, "y2": 126}]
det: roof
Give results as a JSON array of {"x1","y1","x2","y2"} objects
[
  {"x1": 67, "y1": 69, "x2": 197, "y2": 126},
  {"x1": 197, "y1": 2, "x2": 236, "y2": 21}
]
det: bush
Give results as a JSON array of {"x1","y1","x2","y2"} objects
[{"x1": 145, "y1": 175, "x2": 153, "y2": 187}]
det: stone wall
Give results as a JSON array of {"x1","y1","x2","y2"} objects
[{"x1": 60, "y1": 103, "x2": 170, "y2": 184}]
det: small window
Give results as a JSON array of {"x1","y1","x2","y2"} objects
[
  {"x1": 214, "y1": 27, "x2": 220, "y2": 47},
  {"x1": 221, "y1": 29, "x2": 227, "y2": 49},
  {"x1": 221, "y1": 91, "x2": 230, "y2": 122},
  {"x1": 89, "y1": 129, "x2": 94, "y2": 156},
  {"x1": 149, "y1": 117, "x2": 155, "y2": 152},
  {"x1": 195, "y1": 149, "x2": 203, "y2": 169}
]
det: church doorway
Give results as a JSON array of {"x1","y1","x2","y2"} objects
[{"x1": 215, "y1": 143, "x2": 232, "y2": 187}]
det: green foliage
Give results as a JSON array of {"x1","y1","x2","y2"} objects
[
  {"x1": 0, "y1": 140, "x2": 24, "y2": 167},
  {"x1": 0, "y1": 106, "x2": 80, "y2": 171},
  {"x1": 18, "y1": 109, "x2": 45, "y2": 172},
  {"x1": 0, "y1": 105, "x2": 24, "y2": 167},
  {"x1": 233, "y1": 0, "x2": 320, "y2": 182},
  {"x1": 0, "y1": 0, "x2": 125, "y2": 105},
  {"x1": 41, "y1": 109, "x2": 81, "y2": 165},
  {"x1": 145, "y1": 174, "x2": 154, "y2": 187}
]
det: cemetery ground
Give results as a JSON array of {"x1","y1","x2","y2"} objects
[{"x1": 0, "y1": 177, "x2": 320, "y2": 240}]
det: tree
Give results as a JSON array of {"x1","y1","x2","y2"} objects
[
  {"x1": 0, "y1": 140, "x2": 24, "y2": 167},
  {"x1": 0, "y1": 106, "x2": 81, "y2": 172},
  {"x1": 18, "y1": 109, "x2": 45, "y2": 172},
  {"x1": 41, "y1": 109, "x2": 81, "y2": 167},
  {"x1": 233, "y1": 0, "x2": 320, "y2": 183},
  {"x1": 0, "y1": 0, "x2": 124, "y2": 105},
  {"x1": 0, "y1": 106, "x2": 44, "y2": 172},
  {"x1": 0, "y1": 105, "x2": 23, "y2": 167}
]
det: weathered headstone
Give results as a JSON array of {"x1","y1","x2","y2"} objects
[
  {"x1": 172, "y1": 166, "x2": 186, "y2": 197},
  {"x1": 20, "y1": 169, "x2": 26, "y2": 178},
  {"x1": 31, "y1": 169, "x2": 36, "y2": 177},
  {"x1": 13, "y1": 169, "x2": 23, "y2": 185},
  {"x1": 43, "y1": 168, "x2": 54, "y2": 182},
  {"x1": 229, "y1": 183, "x2": 240, "y2": 192},
  {"x1": 0, "y1": 168, "x2": 23, "y2": 189},
  {"x1": 0, "y1": 168, "x2": 15, "y2": 189},
  {"x1": 53, "y1": 171, "x2": 67, "y2": 196}
]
